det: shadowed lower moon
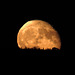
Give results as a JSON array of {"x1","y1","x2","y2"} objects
[{"x1": 17, "y1": 20, "x2": 61, "y2": 50}]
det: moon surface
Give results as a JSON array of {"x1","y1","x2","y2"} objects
[{"x1": 17, "y1": 20, "x2": 61, "y2": 50}]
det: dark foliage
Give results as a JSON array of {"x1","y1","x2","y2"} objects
[{"x1": 16, "y1": 47, "x2": 64, "y2": 56}]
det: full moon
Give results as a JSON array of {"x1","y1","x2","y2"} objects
[{"x1": 17, "y1": 20, "x2": 61, "y2": 50}]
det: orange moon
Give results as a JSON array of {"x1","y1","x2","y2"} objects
[{"x1": 17, "y1": 20, "x2": 61, "y2": 50}]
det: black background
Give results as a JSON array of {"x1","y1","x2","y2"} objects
[{"x1": 3, "y1": 2, "x2": 65, "y2": 56}]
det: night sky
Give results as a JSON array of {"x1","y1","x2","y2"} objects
[{"x1": 2, "y1": 3, "x2": 65, "y2": 56}]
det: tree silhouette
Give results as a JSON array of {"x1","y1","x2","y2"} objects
[{"x1": 52, "y1": 47, "x2": 59, "y2": 50}]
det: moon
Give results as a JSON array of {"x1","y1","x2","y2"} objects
[{"x1": 17, "y1": 20, "x2": 61, "y2": 50}]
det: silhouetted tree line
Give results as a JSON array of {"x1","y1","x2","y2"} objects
[
  {"x1": 18, "y1": 47, "x2": 64, "y2": 56},
  {"x1": 24, "y1": 47, "x2": 60, "y2": 51}
]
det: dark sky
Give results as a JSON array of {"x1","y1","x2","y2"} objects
[{"x1": 2, "y1": 3, "x2": 65, "y2": 56}]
